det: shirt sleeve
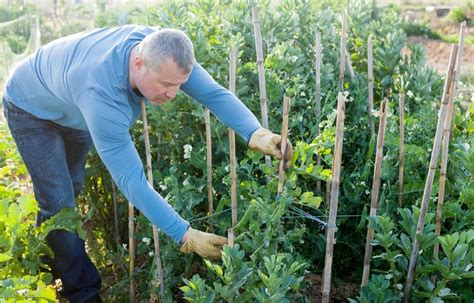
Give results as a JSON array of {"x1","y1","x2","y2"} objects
[
  {"x1": 76, "y1": 88, "x2": 189, "y2": 243},
  {"x1": 180, "y1": 62, "x2": 262, "y2": 144}
]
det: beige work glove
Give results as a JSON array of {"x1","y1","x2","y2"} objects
[
  {"x1": 248, "y1": 128, "x2": 293, "y2": 170},
  {"x1": 179, "y1": 228, "x2": 227, "y2": 259}
]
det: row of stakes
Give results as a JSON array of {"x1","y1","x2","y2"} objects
[{"x1": 109, "y1": 8, "x2": 466, "y2": 302}]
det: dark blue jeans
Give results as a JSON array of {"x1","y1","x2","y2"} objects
[{"x1": 3, "y1": 99, "x2": 101, "y2": 302}]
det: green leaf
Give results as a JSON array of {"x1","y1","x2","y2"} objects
[
  {"x1": 18, "y1": 195, "x2": 38, "y2": 220},
  {"x1": 299, "y1": 192, "x2": 322, "y2": 208},
  {"x1": 34, "y1": 281, "x2": 57, "y2": 300},
  {"x1": 0, "y1": 253, "x2": 13, "y2": 263}
]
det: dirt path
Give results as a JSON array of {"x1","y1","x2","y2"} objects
[{"x1": 407, "y1": 36, "x2": 474, "y2": 76}]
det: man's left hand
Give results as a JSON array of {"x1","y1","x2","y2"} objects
[{"x1": 248, "y1": 128, "x2": 293, "y2": 170}]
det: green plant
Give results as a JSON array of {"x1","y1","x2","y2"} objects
[
  {"x1": 0, "y1": 197, "x2": 85, "y2": 301},
  {"x1": 449, "y1": 7, "x2": 470, "y2": 24},
  {"x1": 400, "y1": 21, "x2": 442, "y2": 40},
  {"x1": 416, "y1": 231, "x2": 474, "y2": 300},
  {"x1": 349, "y1": 274, "x2": 401, "y2": 303},
  {"x1": 180, "y1": 245, "x2": 306, "y2": 302}
]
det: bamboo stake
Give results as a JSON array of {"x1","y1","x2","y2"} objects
[
  {"x1": 140, "y1": 100, "x2": 165, "y2": 299},
  {"x1": 252, "y1": 6, "x2": 272, "y2": 168},
  {"x1": 367, "y1": 35, "x2": 376, "y2": 136},
  {"x1": 338, "y1": 13, "x2": 347, "y2": 92},
  {"x1": 321, "y1": 93, "x2": 346, "y2": 303},
  {"x1": 228, "y1": 228, "x2": 234, "y2": 248},
  {"x1": 361, "y1": 98, "x2": 389, "y2": 286},
  {"x1": 315, "y1": 31, "x2": 322, "y2": 194},
  {"x1": 2, "y1": 42, "x2": 9, "y2": 75},
  {"x1": 277, "y1": 96, "x2": 291, "y2": 195},
  {"x1": 398, "y1": 93, "x2": 405, "y2": 208},
  {"x1": 229, "y1": 128, "x2": 237, "y2": 226},
  {"x1": 433, "y1": 22, "x2": 465, "y2": 262},
  {"x1": 112, "y1": 180, "x2": 120, "y2": 250},
  {"x1": 229, "y1": 46, "x2": 238, "y2": 227},
  {"x1": 403, "y1": 45, "x2": 458, "y2": 302},
  {"x1": 157, "y1": 133, "x2": 162, "y2": 162},
  {"x1": 433, "y1": 80, "x2": 455, "y2": 263},
  {"x1": 327, "y1": 13, "x2": 347, "y2": 206},
  {"x1": 128, "y1": 202, "x2": 135, "y2": 303},
  {"x1": 450, "y1": 21, "x2": 466, "y2": 134},
  {"x1": 345, "y1": 48, "x2": 355, "y2": 80},
  {"x1": 204, "y1": 109, "x2": 213, "y2": 217}
]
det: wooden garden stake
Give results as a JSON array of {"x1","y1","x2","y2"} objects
[
  {"x1": 315, "y1": 31, "x2": 322, "y2": 193},
  {"x1": 321, "y1": 93, "x2": 346, "y2": 303},
  {"x1": 403, "y1": 45, "x2": 458, "y2": 302},
  {"x1": 367, "y1": 35, "x2": 375, "y2": 136},
  {"x1": 338, "y1": 13, "x2": 347, "y2": 92},
  {"x1": 345, "y1": 48, "x2": 355, "y2": 80},
  {"x1": 398, "y1": 93, "x2": 405, "y2": 207},
  {"x1": 361, "y1": 98, "x2": 389, "y2": 286},
  {"x1": 450, "y1": 21, "x2": 466, "y2": 133},
  {"x1": 112, "y1": 180, "x2": 120, "y2": 250},
  {"x1": 277, "y1": 96, "x2": 291, "y2": 195},
  {"x1": 204, "y1": 109, "x2": 213, "y2": 216},
  {"x1": 228, "y1": 228, "x2": 234, "y2": 248},
  {"x1": 327, "y1": 12, "x2": 347, "y2": 205},
  {"x1": 229, "y1": 128, "x2": 237, "y2": 227},
  {"x1": 2, "y1": 42, "x2": 9, "y2": 75},
  {"x1": 433, "y1": 80, "x2": 455, "y2": 262},
  {"x1": 229, "y1": 46, "x2": 238, "y2": 228},
  {"x1": 128, "y1": 202, "x2": 135, "y2": 303},
  {"x1": 252, "y1": 6, "x2": 272, "y2": 168},
  {"x1": 326, "y1": 175, "x2": 331, "y2": 205},
  {"x1": 157, "y1": 133, "x2": 162, "y2": 162},
  {"x1": 140, "y1": 100, "x2": 165, "y2": 299},
  {"x1": 434, "y1": 22, "x2": 465, "y2": 263}
]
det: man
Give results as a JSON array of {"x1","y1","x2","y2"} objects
[{"x1": 3, "y1": 25, "x2": 292, "y2": 302}]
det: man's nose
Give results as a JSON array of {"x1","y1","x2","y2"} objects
[{"x1": 165, "y1": 89, "x2": 177, "y2": 99}]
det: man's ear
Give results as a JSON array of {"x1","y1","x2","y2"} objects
[{"x1": 133, "y1": 54, "x2": 145, "y2": 71}]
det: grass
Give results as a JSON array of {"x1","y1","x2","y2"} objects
[
  {"x1": 441, "y1": 33, "x2": 474, "y2": 46},
  {"x1": 460, "y1": 73, "x2": 474, "y2": 85}
]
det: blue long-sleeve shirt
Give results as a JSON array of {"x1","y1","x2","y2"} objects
[{"x1": 4, "y1": 25, "x2": 261, "y2": 242}]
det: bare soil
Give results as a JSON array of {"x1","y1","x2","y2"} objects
[
  {"x1": 301, "y1": 273, "x2": 359, "y2": 302},
  {"x1": 405, "y1": 36, "x2": 474, "y2": 75}
]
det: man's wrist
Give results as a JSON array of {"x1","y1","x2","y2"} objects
[{"x1": 181, "y1": 228, "x2": 190, "y2": 243}]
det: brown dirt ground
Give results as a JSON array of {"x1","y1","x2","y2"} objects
[
  {"x1": 301, "y1": 273, "x2": 359, "y2": 302},
  {"x1": 405, "y1": 36, "x2": 474, "y2": 75}
]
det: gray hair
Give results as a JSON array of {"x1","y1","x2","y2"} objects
[{"x1": 139, "y1": 28, "x2": 195, "y2": 74}]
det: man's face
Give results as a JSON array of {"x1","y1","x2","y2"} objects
[{"x1": 134, "y1": 57, "x2": 190, "y2": 105}]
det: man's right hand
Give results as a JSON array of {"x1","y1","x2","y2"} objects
[{"x1": 179, "y1": 228, "x2": 227, "y2": 259}]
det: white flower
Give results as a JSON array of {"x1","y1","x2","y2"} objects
[
  {"x1": 142, "y1": 237, "x2": 151, "y2": 245},
  {"x1": 183, "y1": 178, "x2": 190, "y2": 187},
  {"x1": 159, "y1": 183, "x2": 167, "y2": 191},
  {"x1": 149, "y1": 251, "x2": 154, "y2": 257},
  {"x1": 407, "y1": 90, "x2": 414, "y2": 98},
  {"x1": 183, "y1": 144, "x2": 193, "y2": 159}
]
